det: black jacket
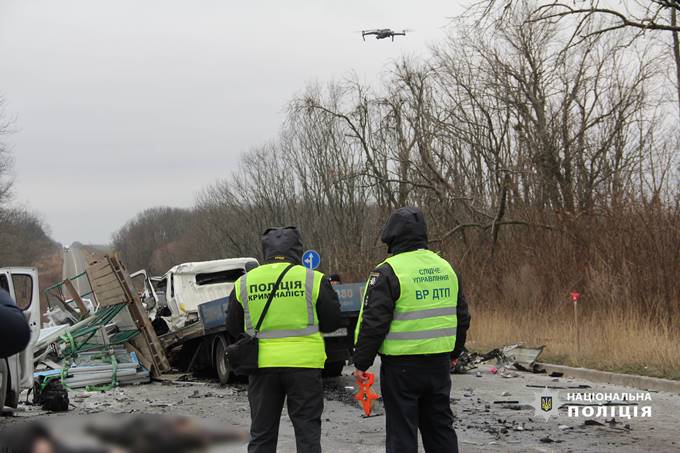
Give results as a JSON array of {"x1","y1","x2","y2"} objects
[
  {"x1": 225, "y1": 226, "x2": 341, "y2": 339},
  {"x1": 353, "y1": 207, "x2": 471, "y2": 371},
  {"x1": 0, "y1": 289, "x2": 31, "y2": 358}
]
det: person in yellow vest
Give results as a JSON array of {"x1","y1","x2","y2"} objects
[
  {"x1": 226, "y1": 226, "x2": 341, "y2": 453},
  {"x1": 353, "y1": 207, "x2": 471, "y2": 453}
]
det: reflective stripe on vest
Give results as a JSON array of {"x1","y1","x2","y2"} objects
[
  {"x1": 258, "y1": 325, "x2": 319, "y2": 339},
  {"x1": 391, "y1": 306, "x2": 457, "y2": 321},
  {"x1": 240, "y1": 266, "x2": 316, "y2": 337},
  {"x1": 386, "y1": 327, "x2": 457, "y2": 340}
]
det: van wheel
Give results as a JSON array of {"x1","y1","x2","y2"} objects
[{"x1": 214, "y1": 335, "x2": 232, "y2": 385}]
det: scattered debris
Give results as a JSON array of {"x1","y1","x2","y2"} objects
[
  {"x1": 453, "y1": 347, "x2": 512, "y2": 374},
  {"x1": 501, "y1": 404, "x2": 533, "y2": 411},
  {"x1": 324, "y1": 380, "x2": 370, "y2": 407},
  {"x1": 34, "y1": 347, "x2": 150, "y2": 389},
  {"x1": 582, "y1": 419, "x2": 605, "y2": 427},
  {"x1": 188, "y1": 390, "x2": 202, "y2": 399},
  {"x1": 499, "y1": 369, "x2": 519, "y2": 378},
  {"x1": 452, "y1": 344, "x2": 545, "y2": 374},
  {"x1": 539, "y1": 436, "x2": 561, "y2": 444},
  {"x1": 526, "y1": 384, "x2": 591, "y2": 390},
  {"x1": 34, "y1": 324, "x2": 70, "y2": 359},
  {"x1": 508, "y1": 345, "x2": 545, "y2": 371}
]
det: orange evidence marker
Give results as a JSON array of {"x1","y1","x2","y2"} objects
[{"x1": 355, "y1": 372, "x2": 380, "y2": 417}]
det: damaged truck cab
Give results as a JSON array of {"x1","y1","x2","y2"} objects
[
  {"x1": 135, "y1": 258, "x2": 363, "y2": 382},
  {"x1": 138, "y1": 258, "x2": 258, "y2": 384},
  {"x1": 0, "y1": 267, "x2": 41, "y2": 411}
]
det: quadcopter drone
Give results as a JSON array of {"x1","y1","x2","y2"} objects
[{"x1": 361, "y1": 28, "x2": 409, "y2": 41}]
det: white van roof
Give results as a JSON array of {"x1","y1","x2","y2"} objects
[{"x1": 165, "y1": 257, "x2": 258, "y2": 276}]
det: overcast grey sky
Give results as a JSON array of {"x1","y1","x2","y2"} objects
[{"x1": 0, "y1": 0, "x2": 463, "y2": 245}]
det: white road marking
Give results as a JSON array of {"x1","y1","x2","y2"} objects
[
  {"x1": 70, "y1": 248, "x2": 79, "y2": 276},
  {"x1": 67, "y1": 245, "x2": 82, "y2": 294}
]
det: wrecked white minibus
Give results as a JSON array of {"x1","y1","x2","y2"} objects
[{"x1": 0, "y1": 267, "x2": 40, "y2": 412}]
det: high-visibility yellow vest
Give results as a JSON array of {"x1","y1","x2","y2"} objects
[
  {"x1": 356, "y1": 249, "x2": 458, "y2": 356},
  {"x1": 235, "y1": 262, "x2": 326, "y2": 368}
]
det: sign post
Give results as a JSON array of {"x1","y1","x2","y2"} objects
[
  {"x1": 570, "y1": 291, "x2": 581, "y2": 355},
  {"x1": 303, "y1": 250, "x2": 321, "y2": 270}
]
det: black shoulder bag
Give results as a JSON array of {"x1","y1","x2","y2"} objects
[{"x1": 225, "y1": 263, "x2": 296, "y2": 376}]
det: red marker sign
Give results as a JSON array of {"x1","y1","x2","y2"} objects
[{"x1": 570, "y1": 291, "x2": 580, "y2": 303}]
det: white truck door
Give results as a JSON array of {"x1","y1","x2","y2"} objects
[
  {"x1": 9, "y1": 269, "x2": 41, "y2": 389},
  {"x1": 0, "y1": 270, "x2": 20, "y2": 404}
]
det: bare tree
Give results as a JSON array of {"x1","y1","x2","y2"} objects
[
  {"x1": 0, "y1": 99, "x2": 15, "y2": 207},
  {"x1": 481, "y1": 1, "x2": 680, "y2": 123},
  {"x1": 112, "y1": 207, "x2": 194, "y2": 274}
]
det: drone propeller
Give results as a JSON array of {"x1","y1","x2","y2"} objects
[{"x1": 355, "y1": 28, "x2": 412, "y2": 33}]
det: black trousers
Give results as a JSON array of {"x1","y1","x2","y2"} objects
[
  {"x1": 247, "y1": 368, "x2": 323, "y2": 453},
  {"x1": 380, "y1": 358, "x2": 459, "y2": 453}
]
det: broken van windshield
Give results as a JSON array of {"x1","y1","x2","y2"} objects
[{"x1": 195, "y1": 269, "x2": 244, "y2": 286}]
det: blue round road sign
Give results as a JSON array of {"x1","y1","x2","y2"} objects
[{"x1": 303, "y1": 250, "x2": 321, "y2": 270}]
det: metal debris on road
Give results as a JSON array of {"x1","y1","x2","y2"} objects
[
  {"x1": 582, "y1": 420, "x2": 605, "y2": 427},
  {"x1": 526, "y1": 384, "x2": 591, "y2": 390}
]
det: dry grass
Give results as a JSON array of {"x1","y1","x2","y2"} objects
[
  {"x1": 452, "y1": 206, "x2": 680, "y2": 380},
  {"x1": 467, "y1": 305, "x2": 680, "y2": 380}
]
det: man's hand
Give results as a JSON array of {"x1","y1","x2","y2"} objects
[{"x1": 353, "y1": 368, "x2": 370, "y2": 383}]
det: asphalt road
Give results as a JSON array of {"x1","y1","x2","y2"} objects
[
  {"x1": 5, "y1": 362, "x2": 680, "y2": 452},
  {"x1": 61, "y1": 242, "x2": 95, "y2": 300}
]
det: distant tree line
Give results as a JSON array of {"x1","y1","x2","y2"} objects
[
  {"x1": 113, "y1": 3, "x2": 679, "y2": 325},
  {"x1": 111, "y1": 206, "x2": 195, "y2": 274},
  {"x1": 0, "y1": 100, "x2": 58, "y2": 269}
]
